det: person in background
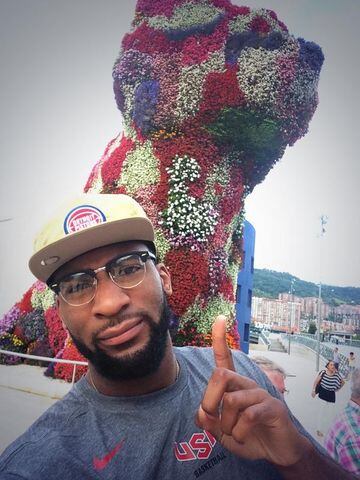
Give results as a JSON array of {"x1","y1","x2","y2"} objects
[
  {"x1": 252, "y1": 356, "x2": 288, "y2": 397},
  {"x1": 346, "y1": 352, "x2": 356, "y2": 381},
  {"x1": 333, "y1": 347, "x2": 340, "y2": 371},
  {"x1": 324, "y1": 368, "x2": 360, "y2": 475},
  {"x1": 312, "y1": 360, "x2": 345, "y2": 438}
]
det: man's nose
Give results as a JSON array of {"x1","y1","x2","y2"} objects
[{"x1": 92, "y1": 272, "x2": 130, "y2": 317}]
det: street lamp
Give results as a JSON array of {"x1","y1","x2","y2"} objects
[{"x1": 316, "y1": 214, "x2": 328, "y2": 371}]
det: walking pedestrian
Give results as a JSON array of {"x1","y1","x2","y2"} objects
[
  {"x1": 346, "y1": 352, "x2": 356, "y2": 381},
  {"x1": 312, "y1": 360, "x2": 345, "y2": 438},
  {"x1": 333, "y1": 347, "x2": 340, "y2": 371}
]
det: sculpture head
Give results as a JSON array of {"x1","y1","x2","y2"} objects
[{"x1": 113, "y1": 0, "x2": 324, "y2": 191}]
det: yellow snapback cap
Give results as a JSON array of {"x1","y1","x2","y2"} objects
[{"x1": 29, "y1": 193, "x2": 155, "y2": 282}]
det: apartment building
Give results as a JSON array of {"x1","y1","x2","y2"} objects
[
  {"x1": 251, "y1": 296, "x2": 301, "y2": 332},
  {"x1": 252, "y1": 294, "x2": 359, "y2": 333}
]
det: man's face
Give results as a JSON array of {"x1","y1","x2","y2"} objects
[{"x1": 55, "y1": 242, "x2": 173, "y2": 380}]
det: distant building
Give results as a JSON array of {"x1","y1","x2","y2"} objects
[
  {"x1": 251, "y1": 296, "x2": 301, "y2": 333},
  {"x1": 251, "y1": 294, "x2": 359, "y2": 333}
]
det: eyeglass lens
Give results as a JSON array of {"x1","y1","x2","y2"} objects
[{"x1": 58, "y1": 253, "x2": 148, "y2": 306}]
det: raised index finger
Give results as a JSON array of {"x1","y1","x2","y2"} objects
[{"x1": 212, "y1": 315, "x2": 235, "y2": 371}]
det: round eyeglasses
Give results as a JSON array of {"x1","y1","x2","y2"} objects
[{"x1": 49, "y1": 251, "x2": 156, "y2": 306}]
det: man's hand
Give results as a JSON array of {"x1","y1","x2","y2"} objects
[{"x1": 195, "y1": 316, "x2": 311, "y2": 467}]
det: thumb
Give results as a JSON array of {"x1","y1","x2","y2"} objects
[{"x1": 212, "y1": 315, "x2": 235, "y2": 371}]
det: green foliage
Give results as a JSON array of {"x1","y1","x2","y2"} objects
[
  {"x1": 253, "y1": 269, "x2": 360, "y2": 305},
  {"x1": 205, "y1": 108, "x2": 284, "y2": 190},
  {"x1": 206, "y1": 108, "x2": 281, "y2": 156}
]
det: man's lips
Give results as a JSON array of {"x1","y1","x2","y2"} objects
[{"x1": 96, "y1": 318, "x2": 145, "y2": 347}]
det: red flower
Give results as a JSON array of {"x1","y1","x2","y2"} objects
[
  {"x1": 250, "y1": 16, "x2": 271, "y2": 34},
  {"x1": 214, "y1": 182, "x2": 223, "y2": 195},
  {"x1": 84, "y1": 164, "x2": 98, "y2": 192},
  {"x1": 199, "y1": 67, "x2": 245, "y2": 114},
  {"x1": 101, "y1": 136, "x2": 134, "y2": 187},
  {"x1": 165, "y1": 249, "x2": 210, "y2": 316},
  {"x1": 219, "y1": 276, "x2": 235, "y2": 302},
  {"x1": 54, "y1": 342, "x2": 87, "y2": 383},
  {"x1": 188, "y1": 182, "x2": 205, "y2": 199},
  {"x1": 181, "y1": 21, "x2": 228, "y2": 66},
  {"x1": 122, "y1": 23, "x2": 177, "y2": 55},
  {"x1": 44, "y1": 307, "x2": 67, "y2": 355},
  {"x1": 18, "y1": 286, "x2": 34, "y2": 314}
]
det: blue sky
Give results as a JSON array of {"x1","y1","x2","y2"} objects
[{"x1": 0, "y1": 0, "x2": 359, "y2": 314}]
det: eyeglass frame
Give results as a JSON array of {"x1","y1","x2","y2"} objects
[{"x1": 48, "y1": 250, "x2": 157, "y2": 306}]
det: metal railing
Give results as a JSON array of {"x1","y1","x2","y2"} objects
[
  {"x1": 258, "y1": 330, "x2": 271, "y2": 347},
  {"x1": 279, "y1": 334, "x2": 348, "y2": 376},
  {"x1": 0, "y1": 349, "x2": 88, "y2": 385}
]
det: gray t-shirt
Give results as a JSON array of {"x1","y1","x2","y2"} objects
[{"x1": 0, "y1": 347, "x2": 312, "y2": 479}]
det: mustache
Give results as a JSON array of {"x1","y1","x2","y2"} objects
[{"x1": 92, "y1": 311, "x2": 157, "y2": 340}]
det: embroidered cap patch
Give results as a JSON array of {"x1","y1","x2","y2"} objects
[{"x1": 64, "y1": 205, "x2": 106, "y2": 234}]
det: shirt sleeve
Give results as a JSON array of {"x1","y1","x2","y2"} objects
[{"x1": 336, "y1": 441, "x2": 360, "y2": 474}]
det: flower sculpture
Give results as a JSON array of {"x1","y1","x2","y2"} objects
[{"x1": 0, "y1": 0, "x2": 323, "y2": 380}]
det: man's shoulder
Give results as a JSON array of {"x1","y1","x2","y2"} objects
[
  {"x1": 174, "y1": 345, "x2": 249, "y2": 367},
  {"x1": 174, "y1": 346, "x2": 273, "y2": 391},
  {"x1": 0, "y1": 387, "x2": 85, "y2": 476}
]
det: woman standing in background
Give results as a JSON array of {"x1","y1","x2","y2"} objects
[{"x1": 312, "y1": 360, "x2": 345, "y2": 438}]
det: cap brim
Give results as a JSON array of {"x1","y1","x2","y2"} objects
[{"x1": 29, "y1": 217, "x2": 154, "y2": 282}]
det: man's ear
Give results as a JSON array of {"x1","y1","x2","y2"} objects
[
  {"x1": 157, "y1": 263, "x2": 172, "y2": 296},
  {"x1": 56, "y1": 297, "x2": 67, "y2": 331}
]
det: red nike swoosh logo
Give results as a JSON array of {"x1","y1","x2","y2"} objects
[{"x1": 93, "y1": 439, "x2": 125, "y2": 471}]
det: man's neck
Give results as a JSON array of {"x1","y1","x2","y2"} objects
[{"x1": 86, "y1": 339, "x2": 178, "y2": 397}]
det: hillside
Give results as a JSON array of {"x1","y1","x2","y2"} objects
[{"x1": 253, "y1": 269, "x2": 360, "y2": 306}]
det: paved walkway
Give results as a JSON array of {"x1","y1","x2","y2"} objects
[
  {"x1": 249, "y1": 342, "x2": 352, "y2": 439},
  {"x1": 0, "y1": 341, "x2": 354, "y2": 454},
  {"x1": 0, "y1": 364, "x2": 71, "y2": 453}
]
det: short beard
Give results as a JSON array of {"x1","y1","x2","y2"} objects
[{"x1": 69, "y1": 296, "x2": 171, "y2": 381}]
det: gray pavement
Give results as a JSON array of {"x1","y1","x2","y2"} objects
[
  {"x1": 0, "y1": 364, "x2": 72, "y2": 453},
  {"x1": 249, "y1": 341, "x2": 352, "y2": 440},
  {"x1": 0, "y1": 341, "x2": 355, "y2": 454}
]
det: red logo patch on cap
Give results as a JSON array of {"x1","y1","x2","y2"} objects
[{"x1": 64, "y1": 205, "x2": 106, "y2": 234}]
